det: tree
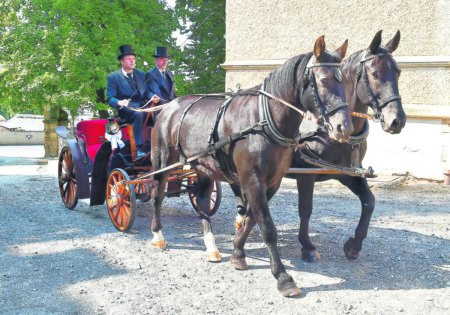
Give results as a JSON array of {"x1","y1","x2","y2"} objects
[
  {"x1": 0, "y1": 0, "x2": 179, "y2": 120},
  {"x1": 174, "y1": 0, "x2": 226, "y2": 95}
]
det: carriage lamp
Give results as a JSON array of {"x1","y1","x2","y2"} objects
[{"x1": 106, "y1": 120, "x2": 120, "y2": 135}]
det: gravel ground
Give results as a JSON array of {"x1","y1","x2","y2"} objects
[{"x1": 0, "y1": 147, "x2": 449, "y2": 314}]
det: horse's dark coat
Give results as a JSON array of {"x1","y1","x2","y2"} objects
[
  {"x1": 150, "y1": 36, "x2": 352, "y2": 297},
  {"x1": 293, "y1": 30, "x2": 406, "y2": 261}
]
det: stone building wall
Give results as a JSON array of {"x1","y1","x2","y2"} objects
[{"x1": 223, "y1": 0, "x2": 450, "y2": 179}]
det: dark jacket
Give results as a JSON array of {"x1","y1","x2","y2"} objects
[
  {"x1": 106, "y1": 69, "x2": 149, "y2": 109},
  {"x1": 146, "y1": 67, "x2": 176, "y2": 104}
]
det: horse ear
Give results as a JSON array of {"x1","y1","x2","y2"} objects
[
  {"x1": 369, "y1": 30, "x2": 383, "y2": 54},
  {"x1": 385, "y1": 30, "x2": 401, "y2": 53},
  {"x1": 313, "y1": 35, "x2": 326, "y2": 59},
  {"x1": 334, "y1": 39, "x2": 348, "y2": 60}
]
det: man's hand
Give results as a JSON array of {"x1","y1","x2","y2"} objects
[
  {"x1": 118, "y1": 100, "x2": 130, "y2": 108},
  {"x1": 151, "y1": 95, "x2": 160, "y2": 103}
]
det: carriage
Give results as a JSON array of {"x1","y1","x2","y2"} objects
[{"x1": 55, "y1": 117, "x2": 222, "y2": 232}]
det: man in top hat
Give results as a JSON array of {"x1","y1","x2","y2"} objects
[
  {"x1": 145, "y1": 46, "x2": 177, "y2": 119},
  {"x1": 106, "y1": 44, "x2": 155, "y2": 159}
]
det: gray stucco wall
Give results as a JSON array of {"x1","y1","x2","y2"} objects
[{"x1": 224, "y1": 0, "x2": 450, "y2": 112}]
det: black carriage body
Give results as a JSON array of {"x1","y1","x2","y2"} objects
[{"x1": 55, "y1": 120, "x2": 141, "y2": 207}]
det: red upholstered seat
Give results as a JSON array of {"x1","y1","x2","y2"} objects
[{"x1": 76, "y1": 120, "x2": 108, "y2": 163}]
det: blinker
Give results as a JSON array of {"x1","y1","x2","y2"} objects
[
  {"x1": 334, "y1": 68, "x2": 342, "y2": 82},
  {"x1": 391, "y1": 58, "x2": 401, "y2": 73}
]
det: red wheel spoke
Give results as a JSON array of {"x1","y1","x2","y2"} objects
[{"x1": 106, "y1": 169, "x2": 135, "y2": 232}]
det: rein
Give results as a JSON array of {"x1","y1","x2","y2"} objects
[
  {"x1": 128, "y1": 103, "x2": 166, "y2": 113},
  {"x1": 351, "y1": 111, "x2": 373, "y2": 120},
  {"x1": 258, "y1": 89, "x2": 305, "y2": 117},
  {"x1": 125, "y1": 54, "x2": 358, "y2": 181}
]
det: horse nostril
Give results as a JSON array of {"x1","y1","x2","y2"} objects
[{"x1": 391, "y1": 119, "x2": 399, "y2": 130}]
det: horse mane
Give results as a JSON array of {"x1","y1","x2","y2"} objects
[
  {"x1": 341, "y1": 49, "x2": 364, "y2": 73},
  {"x1": 263, "y1": 53, "x2": 311, "y2": 104}
]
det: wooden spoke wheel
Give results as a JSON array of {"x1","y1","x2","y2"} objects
[
  {"x1": 106, "y1": 168, "x2": 136, "y2": 232},
  {"x1": 188, "y1": 177, "x2": 222, "y2": 216},
  {"x1": 135, "y1": 180, "x2": 152, "y2": 203},
  {"x1": 58, "y1": 147, "x2": 78, "y2": 210}
]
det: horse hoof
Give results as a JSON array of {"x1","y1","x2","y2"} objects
[
  {"x1": 207, "y1": 251, "x2": 222, "y2": 262},
  {"x1": 301, "y1": 249, "x2": 321, "y2": 262},
  {"x1": 279, "y1": 284, "x2": 302, "y2": 298},
  {"x1": 345, "y1": 249, "x2": 360, "y2": 260},
  {"x1": 231, "y1": 256, "x2": 248, "y2": 270},
  {"x1": 151, "y1": 240, "x2": 168, "y2": 250},
  {"x1": 344, "y1": 238, "x2": 360, "y2": 259}
]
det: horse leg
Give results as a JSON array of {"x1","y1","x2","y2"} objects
[
  {"x1": 196, "y1": 176, "x2": 221, "y2": 262},
  {"x1": 297, "y1": 174, "x2": 321, "y2": 262},
  {"x1": 150, "y1": 171, "x2": 169, "y2": 249},
  {"x1": 229, "y1": 183, "x2": 247, "y2": 232},
  {"x1": 237, "y1": 184, "x2": 301, "y2": 297},
  {"x1": 231, "y1": 207, "x2": 256, "y2": 270},
  {"x1": 339, "y1": 176, "x2": 375, "y2": 259}
]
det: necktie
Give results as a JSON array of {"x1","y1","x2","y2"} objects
[{"x1": 161, "y1": 71, "x2": 166, "y2": 79}]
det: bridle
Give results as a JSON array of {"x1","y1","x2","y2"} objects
[
  {"x1": 355, "y1": 51, "x2": 402, "y2": 122},
  {"x1": 300, "y1": 55, "x2": 349, "y2": 132}
]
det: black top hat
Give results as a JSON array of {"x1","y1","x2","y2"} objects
[
  {"x1": 117, "y1": 45, "x2": 136, "y2": 60},
  {"x1": 153, "y1": 46, "x2": 169, "y2": 58}
]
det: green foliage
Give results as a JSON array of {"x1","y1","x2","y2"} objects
[
  {"x1": 0, "y1": 0, "x2": 178, "y2": 118},
  {"x1": 0, "y1": 0, "x2": 227, "y2": 119},
  {"x1": 174, "y1": 0, "x2": 226, "y2": 94}
]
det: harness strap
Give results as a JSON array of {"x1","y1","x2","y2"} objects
[
  {"x1": 348, "y1": 119, "x2": 370, "y2": 145},
  {"x1": 297, "y1": 144, "x2": 375, "y2": 178},
  {"x1": 259, "y1": 81, "x2": 299, "y2": 148},
  {"x1": 207, "y1": 95, "x2": 241, "y2": 183},
  {"x1": 356, "y1": 52, "x2": 402, "y2": 121},
  {"x1": 302, "y1": 54, "x2": 349, "y2": 129},
  {"x1": 176, "y1": 96, "x2": 207, "y2": 160}
]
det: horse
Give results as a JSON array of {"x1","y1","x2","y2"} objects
[
  {"x1": 150, "y1": 35, "x2": 353, "y2": 297},
  {"x1": 295, "y1": 30, "x2": 406, "y2": 261},
  {"x1": 235, "y1": 30, "x2": 406, "y2": 262}
]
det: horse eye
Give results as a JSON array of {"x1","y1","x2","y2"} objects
[{"x1": 371, "y1": 71, "x2": 379, "y2": 79}]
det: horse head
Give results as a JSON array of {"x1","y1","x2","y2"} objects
[
  {"x1": 299, "y1": 35, "x2": 353, "y2": 142},
  {"x1": 354, "y1": 30, "x2": 407, "y2": 134}
]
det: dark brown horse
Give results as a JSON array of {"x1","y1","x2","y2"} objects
[
  {"x1": 295, "y1": 30, "x2": 406, "y2": 261},
  {"x1": 234, "y1": 30, "x2": 406, "y2": 262},
  {"x1": 150, "y1": 36, "x2": 353, "y2": 297}
]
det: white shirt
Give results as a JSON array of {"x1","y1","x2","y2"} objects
[{"x1": 122, "y1": 69, "x2": 133, "y2": 78}]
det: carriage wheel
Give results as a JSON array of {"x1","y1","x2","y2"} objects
[
  {"x1": 135, "y1": 181, "x2": 152, "y2": 202},
  {"x1": 58, "y1": 147, "x2": 78, "y2": 210},
  {"x1": 106, "y1": 168, "x2": 136, "y2": 232},
  {"x1": 188, "y1": 177, "x2": 222, "y2": 216}
]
